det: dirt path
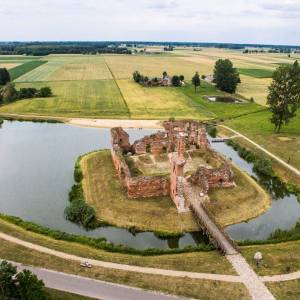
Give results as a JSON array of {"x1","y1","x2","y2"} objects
[
  {"x1": 220, "y1": 124, "x2": 300, "y2": 177},
  {"x1": 0, "y1": 233, "x2": 242, "y2": 283},
  {"x1": 68, "y1": 118, "x2": 163, "y2": 129}
]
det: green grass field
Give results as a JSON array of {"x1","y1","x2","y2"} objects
[
  {"x1": 225, "y1": 110, "x2": 300, "y2": 170},
  {"x1": 9, "y1": 60, "x2": 47, "y2": 81},
  {"x1": 14, "y1": 60, "x2": 66, "y2": 82},
  {"x1": 238, "y1": 68, "x2": 274, "y2": 78}
]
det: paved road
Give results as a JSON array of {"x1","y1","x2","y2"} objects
[{"x1": 12, "y1": 262, "x2": 187, "y2": 300}]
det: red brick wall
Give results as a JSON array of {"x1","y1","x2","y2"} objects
[{"x1": 126, "y1": 176, "x2": 170, "y2": 198}]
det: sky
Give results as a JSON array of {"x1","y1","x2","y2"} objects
[{"x1": 1, "y1": 0, "x2": 300, "y2": 45}]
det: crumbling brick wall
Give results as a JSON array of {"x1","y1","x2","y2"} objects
[
  {"x1": 191, "y1": 162, "x2": 234, "y2": 189},
  {"x1": 126, "y1": 176, "x2": 170, "y2": 198}
]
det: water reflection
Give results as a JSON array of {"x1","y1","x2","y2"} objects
[
  {"x1": 210, "y1": 138, "x2": 300, "y2": 241},
  {"x1": 0, "y1": 120, "x2": 206, "y2": 249}
]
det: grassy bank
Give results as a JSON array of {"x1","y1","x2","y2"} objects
[
  {"x1": 46, "y1": 289, "x2": 97, "y2": 300},
  {"x1": 0, "y1": 219, "x2": 233, "y2": 274},
  {"x1": 0, "y1": 238, "x2": 249, "y2": 300},
  {"x1": 241, "y1": 240, "x2": 300, "y2": 276},
  {"x1": 229, "y1": 135, "x2": 300, "y2": 187},
  {"x1": 267, "y1": 280, "x2": 300, "y2": 300},
  {"x1": 225, "y1": 110, "x2": 300, "y2": 171},
  {"x1": 81, "y1": 150, "x2": 199, "y2": 233},
  {"x1": 207, "y1": 164, "x2": 271, "y2": 227}
]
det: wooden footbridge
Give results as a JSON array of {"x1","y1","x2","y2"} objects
[{"x1": 184, "y1": 183, "x2": 238, "y2": 255}]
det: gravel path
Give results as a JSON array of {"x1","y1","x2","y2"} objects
[
  {"x1": 220, "y1": 125, "x2": 300, "y2": 177},
  {"x1": 227, "y1": 254, "x2": 275, "y2": 300}
]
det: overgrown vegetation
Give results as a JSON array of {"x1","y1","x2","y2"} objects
[
  {"x1": 206, "y1": 124, "x2": 217, "y2": 137},
  {"x1": 64, "y1": 156, "x2": 102, "y2": 229}
]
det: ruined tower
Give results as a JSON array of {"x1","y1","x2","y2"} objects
[{"x1": 170, "y1": 138, "x2": 190, "y2": 213}]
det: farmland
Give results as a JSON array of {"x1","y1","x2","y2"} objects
[
  {"x1": 238, "y1": 68, "x2": 274, "y2": 78},
  {"x1": 0, "y1": 80, "x2": 129, "y2": 118},
  {"x1": 9, "y1": 60, "x2": 47, "y2": 81}
]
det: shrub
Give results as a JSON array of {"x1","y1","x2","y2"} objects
[
  {"x1": 37, "y1": 87, "x2": 52, "y2": 97},
  {"x1": 206, "y1": 124, "x2": 217, "y2": 138},
  {"x1": 253, "y1": 157, "x2": 273, "y2": 177},
  {"x1": 171, "y1": 75, "x2": 181, "y2": 86},
  {"x1": 18, "y1": 87, "x2": 38, "y2": 99}
]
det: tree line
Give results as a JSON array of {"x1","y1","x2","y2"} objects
[
  {"x1": 0, "y1": 42, "x2": 131, "y2": 56},
  {"x1": 133, "y1": 71, "x2": 185, "y2": 87},
  {"x1": 0, "y1": 68, "x2": 52, "y2": 104}
]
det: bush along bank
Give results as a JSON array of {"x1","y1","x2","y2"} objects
[
  {"x1": 0, "y1": 214, "x2": 214, "y2": 255},
  {"x1": 238, "y1": 220, "x2": 300, "y2": 246},
  {"x1": 1, "y1": 116, "x2": 63, "y2": 123},
  {"x1": 226, "y1": 139, "x2": 300, "y2": 201},
  {"x1": 64, "y1": 155, "x2": 108, "y2": 229},
  {"x1": 0, "y1": 118, "x2": 3, "y2": 126},
  {"x1": 226, "y1": 139, "x2": 300, "y2": 245}
]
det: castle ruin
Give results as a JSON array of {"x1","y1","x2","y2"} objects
[{"x1": 111, "y1": 120, "x2": 234, "y2": 213}]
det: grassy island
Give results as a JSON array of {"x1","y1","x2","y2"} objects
[{"x1": 80, "y1": 149, "x2": 271, "y2": 233}]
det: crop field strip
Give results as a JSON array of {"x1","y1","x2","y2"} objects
[
  {"x1": 14, "y1": 60, "x2": 66, "y2": 82},
  {"x1": 238, "y1": 68, "x2": 274, "y2": 78},
  {"x1": 0, "y1": 80, "x2": 129, "y2": 118},
  {"x1": 116, "y1": 79, "x2": 214, "y2": 120},
  {"x1": 9, "y1": 60, "x2": 48, "y2": 81},
  {"x1": 0, "y1": 63, "x2": 21, "y2": 69}
]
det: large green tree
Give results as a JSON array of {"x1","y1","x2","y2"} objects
[
  {"x1": 0, "y1": 68, "x2": 11, "y2": 85},
  {"x1": 192, "y1": 72, "x2": 201, "y2": 92},
  {"x1": 213, "y1": 59, "x2": 240, "y2": 93},
  {"x1": 0, "y1": 82, "x2": 18, "y2": 103},
  {"x1": 267, "y1": 60, "x2": 300, "y2": 132},
  {"x1": 0, "y1": 261, "x2": 47, "y2": 300}
]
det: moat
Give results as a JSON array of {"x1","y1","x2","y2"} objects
[{"x1": 0, "y1": 120, "x2": 299, "y2": 249}]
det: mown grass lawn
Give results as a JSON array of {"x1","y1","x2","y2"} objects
[
  {"x1": 180, "y1": 81, "x2": 264, "y2": 119},
  {"x1": 81, "y1": 150, "x2": 199, "y2": 233},
  {"x1": 0, "y1": 237, "x2": 249, "y2": 300},
  {"x1": 0, "y1": 80, "x2": 130, "y2": 118},
  {"x1": 225, "y1": 111, "x2": 300, "y2": 170},
  {"x1": 241, "y1": 240, "x2": 300, "y2": 276},
  {"x1": 46, "y1": 288, "x2": 97, "y2": 300},
  {"x1": 0, "y1": 219, "x2": 234, "y2": 274},
  {"x1": 267, "y1": 280, "x2": 300, "y2": 300},
  {"x1": 238, "y1": 68, "x2": 274, "y2": 78}
]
